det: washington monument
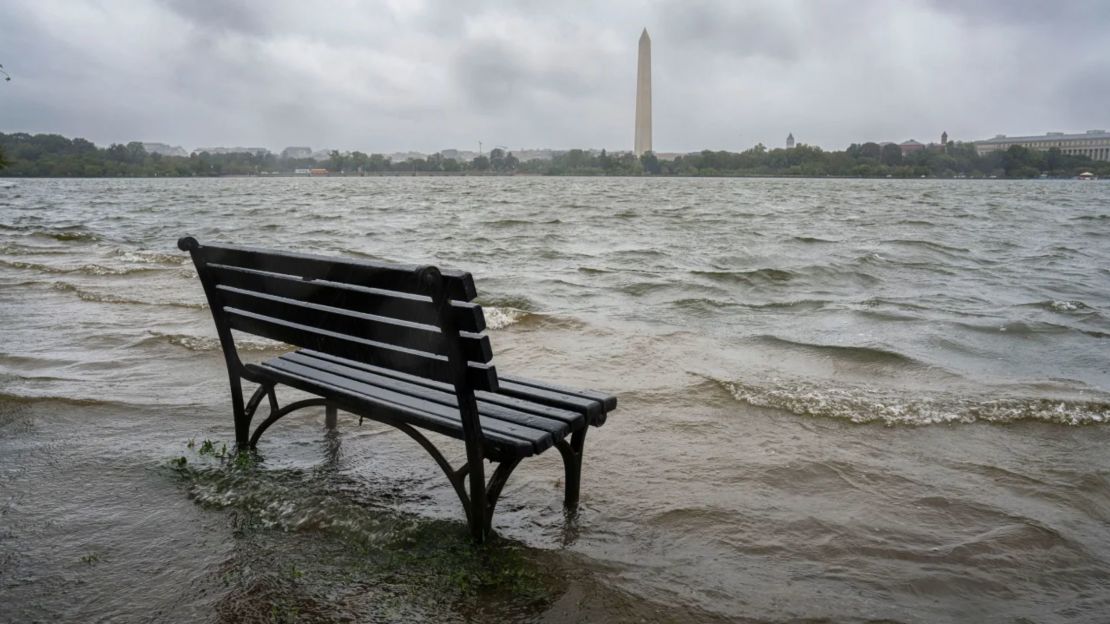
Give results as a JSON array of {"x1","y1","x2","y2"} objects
[{"x1": 634, "y1": 28, "x2": 652, "y2": 156}]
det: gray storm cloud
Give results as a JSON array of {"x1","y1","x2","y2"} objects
[{"x1": 0, "y1": 0, "x2": 1106, "y2": 153}]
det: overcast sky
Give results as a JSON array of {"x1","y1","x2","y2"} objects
[{"x1": 1, "y1": 0, "x2": 1108, "y2": 154}]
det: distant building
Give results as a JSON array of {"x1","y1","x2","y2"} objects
[
  {"x1": 281, "y1": 146, "x2": 312, "y2": 159},
  {"x1": 975, "y1": 130, "x2": 1110, "y2": 161},
  {"x1": 141, "y1": 142, "x2": 188, "y2": 157},
  {"x1": 309, "y1": 168, "x2": 329, "y2": 176},
  {"x1": 899, "y1": 139, "x2": 925, "y2": 156},
  {"x1": 194, "y1": 147, "x2": 269, "y2": 156},
  {"x1": 786, "y1": 133, "x2": 795, "y2": 149},
  {"x1": 388, "y1": 152, "x2": 427, "y2": 162},
  {"x1": 941, "y1": 131, "x2": 948, "y2": 146}
]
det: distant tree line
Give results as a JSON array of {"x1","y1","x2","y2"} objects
[{"x1": 1, "y1": 132, "x2": 1107, "y2": 179}]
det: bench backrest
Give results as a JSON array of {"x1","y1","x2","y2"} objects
[{"x1": 177, "y1": 237, "x2": 498, "y2": 393}]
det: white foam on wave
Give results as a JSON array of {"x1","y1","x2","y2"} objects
[
  {"x1": 149, "y1": 332, "x2": 282, "y2": 352},
  {"x1": 483, "y1": 306, "x2": 531, "y2": 330},
  {"x1": 1051, "y1": 300, "x2": 1083, "y2": 312},
  {"x1": 718, "y1": 378, "x2": 1110, "y2": 426},
  {"x1": 113, "y1": 248, "x2": 188, "y2": 265}
]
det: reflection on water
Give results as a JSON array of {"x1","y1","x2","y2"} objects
[{"x1": 2, "y1": 177, "x2": 1110, "y2": 622}]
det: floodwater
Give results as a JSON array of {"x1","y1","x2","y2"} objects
[{"x1": 2, "y1": 176, "x2": 1109, "y2": 623}]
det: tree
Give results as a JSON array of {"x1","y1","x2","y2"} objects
[
  {"x1": 349, "y1": 151, "x2": 370, "y2": 173},
  {"x1": 640, "y1": 151, "x2": 660, "y2": 174},
  {"x1": 328, "y1": 150, "x2": 347, "y2": 173},
  {"x1": 0, "y1": 146, "x2": 7, "y2": 169},
  {"x1": 859, "y1": 142, "x2": 882, "y2": 160},
  {"x1": 880, "y1": 143, "x2": 902, "y2": 166},
  {"x1": 489, "y1": 148, "x2": 506, "y2": 171},
  {"x1": 471, "y1": 155, "x2": 490, "y2": 171}
]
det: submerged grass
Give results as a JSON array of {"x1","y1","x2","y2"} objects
[{"x1": 166, "y1": 439, "x2": 564, "y2": 622}]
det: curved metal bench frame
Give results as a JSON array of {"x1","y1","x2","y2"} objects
[{"x1": 236, "y1": 380, "x2": 585, "y2": 535}]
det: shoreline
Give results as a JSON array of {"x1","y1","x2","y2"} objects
[{"x1": 0, "y1": 172, "x2": 1101, "y2": 180}]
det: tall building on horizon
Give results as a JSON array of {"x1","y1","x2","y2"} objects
[
  {"x1": 634, "y1": 28, "x2": 652, "y2": 157},
  {"x1": 786, "y1": 133, "x2": 795, "y2": 149}
]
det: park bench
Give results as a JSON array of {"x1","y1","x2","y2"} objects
[{"x1": 177, "y1": 237, "x2": 616, "y2": 541}]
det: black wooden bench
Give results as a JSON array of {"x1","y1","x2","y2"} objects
[{"x1": 177, "y1": 237, "x2": 616, "y2": 541}]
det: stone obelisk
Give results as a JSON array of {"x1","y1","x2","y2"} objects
[{"x1": 634, "y1": 28, "x2": 652, "y2": 156}]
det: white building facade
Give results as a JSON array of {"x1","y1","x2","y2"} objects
[{"x1": 975, "y1": 130, "x2": 1110, "y2": 161}]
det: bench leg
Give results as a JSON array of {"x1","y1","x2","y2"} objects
[
  {"x1": 556, "y1": 428, "x2": 588, "y2": 508},
  {"x1": 229, "y1": 375, "x2": 250, "y2": 449},
  {"x1": 483, "y1": 458, "x2": 522, "y2": 536},
  {"x1": 325, "y1": 403, "x2": 338, "y2": 429}
]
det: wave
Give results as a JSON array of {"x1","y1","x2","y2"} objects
[
  {"x1": 954, "y1": 320, "x2": 1109, "y2": 339},
  {"x1": 482, "y1": 218, "x2": 561, "y2": 227},
  {"x1": 140, "y1": 332, "x2": 287, "y2": 352},
  {"x1": 886, "y1": 239, "x2": 971, "y2": 254},
  {"x1": 0, "y1": 258, "x2": 161, "y2": 276},
  {"x1": 669, "y1": 298, "x2": 738, "y2": 315},
  {"x1": 711, "y1": 378, "x2": 1110, "y2": 426},
  {"x1": 475, "y1": 294, "x2": 537, "y2": 312},
  {"x1": 27, "y1": 227, "x2": 101, "y2": 242},
  {"x1": 750, "y1": 335, "x2": 927, "y2": 368},
  {"x1": 616, "y1": 281, "x2": 674, "y2": 296},
  {"x1": 0, "y1": 391, "x2": 136, "y2": 409},
  {"x1": 49, "y1": 282, "x2": 206, "y2": 308},
  {"x1": 1019, "y1": 300, "x2": 1098, "y2": 315},
  {"x1": 0, "y1": 243, "x2": 71, "y2": 256},
  {"x1": 484, "y1": 306, "x2": 534, "y2": 330},
  {"x1": 791, "y1": 236, "x2": 838, "y2": 244},
  {"x1": 111, "y1": 248, "x2": 190, "y2": 266},
  {"x1": 671, "y1": 298, "x2": 833, "y2": 315},
  {"x1": 691, "y1": 268, "x2": 796, "y2": 284},
  {"x1": 482, "y1": 306, "x2": 585, "y2": 331}
]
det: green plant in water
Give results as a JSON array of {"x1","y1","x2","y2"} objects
[
  {"x1": 232, "y1": 450, "x2": 256, "y2": 470},
  {"x1": 198, "y1": 439, "x2": 216, "y2": 455},
  {"x1": 80, "y1": 552, "x2": 101, "y2": 565},
  {"x1": 171, "y1": 456, "x2": 187, "y2": 468}
]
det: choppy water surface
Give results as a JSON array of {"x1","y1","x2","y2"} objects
[{"x1": 2, "y1": 177, "x2": 1109, "y2": 623}]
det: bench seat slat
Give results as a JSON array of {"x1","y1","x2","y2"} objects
[
  {"x1": 216, "y1": 284, "x2": 492, "y2": 363},
  {"x1": 294, "y1": 350, "x2": 588, "y2": 427},
  {"x1": 207, "y1": 263, "x2": 485, "y2": 332},
  {"x1": 225, "y1": 308, "x2": 497, "y2": 391},
  {"x1": 275, "y1": 352, "x2": 576, "y2": 436},
  {"x1": 251, "y1": 359, "x2": 554, "y2": 455},
  {"x1": 499, "y1": 374, "x2": 618, "y2": 412},
  {"x1": 293, "y1": 349, "x2": 608, "y2": 428},
  {"x1": 497, "y1": 380, "x2": 606, "y2": 424},
  {"x1": 197, "y1": 244, "x2": 476, "y2": 300}
]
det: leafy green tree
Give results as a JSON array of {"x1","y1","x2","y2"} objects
[
  {"x1": 349, "y1": 151, "x2": 369, "y2": 173},
  {"x1": 859, "y1": 142, "x2": 882, "y2": 160},
  {"x1": 328, "y1": 150, "x2": 347, "y2": 173},
  {"x1": 880, "y1": 143, "x2": 902, "y2": 166}
]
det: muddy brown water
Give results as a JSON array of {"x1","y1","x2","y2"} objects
[{"x1": 2, "y1": 177, "x2": 1109, "y2": 622}]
